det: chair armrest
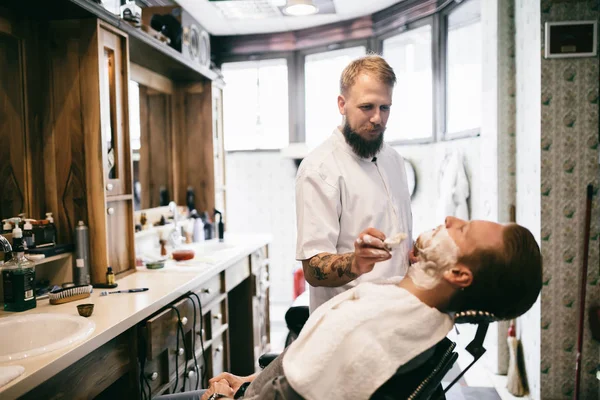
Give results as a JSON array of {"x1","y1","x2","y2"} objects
[{"x1": 259, "y1": 352, "x2": 281, "y2": 369}]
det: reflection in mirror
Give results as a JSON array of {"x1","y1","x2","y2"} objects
[{"x1": 129, "y1": 76, "x2": 174, "y2": 211}]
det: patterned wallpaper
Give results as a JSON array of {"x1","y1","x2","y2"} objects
[{"x1": 538, "y1": 1, "x2": 600, "y2": 399}]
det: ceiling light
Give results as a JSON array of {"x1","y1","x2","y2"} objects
[{"x1": 283, "y1": 0, "x2": 318, "y2": 16}]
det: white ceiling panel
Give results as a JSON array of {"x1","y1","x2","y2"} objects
[{"x1": 176, "y1": 0, "x2": 405, "y2": 35}]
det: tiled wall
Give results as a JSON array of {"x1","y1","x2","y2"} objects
[
  {"x1": 225, "y1": 151, "x2": 299, "y2": 304},
  {"x1": 538, "y1": 1, "x2": 600, "y2": 398}
]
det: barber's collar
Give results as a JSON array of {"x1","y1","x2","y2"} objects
[{"x1": 332, "y1": 128, "x2": 380, "y2": 163}]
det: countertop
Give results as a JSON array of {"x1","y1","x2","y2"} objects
[{"x1": 0, "y1": 234, "x2": 271, "y2": 399}]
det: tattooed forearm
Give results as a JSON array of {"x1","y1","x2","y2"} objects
[{"x1": 304, "y1": 253, "x2": 357, "y2": 287}]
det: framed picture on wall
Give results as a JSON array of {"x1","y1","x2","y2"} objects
[{"x1": 544, "y1": 21, "x2": 597, "y2": 59}]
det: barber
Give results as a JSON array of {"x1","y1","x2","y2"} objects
[{"x1": 296, "y1": 55, "x2": 413, "y2": 311}]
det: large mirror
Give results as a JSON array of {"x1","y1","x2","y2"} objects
[{"x1": 129, "y1": 64, "x2": 175, "y2": 211}]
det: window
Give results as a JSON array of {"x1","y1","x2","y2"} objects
[
  {"x1": 222, "y1": 59, "x2": 289, "y2": 151},
  {"x1": 304, "y1": 46, "x2": 366, "y2": 149},
  {"x1": 445, "y1": 0, "x2": 482, "y2": 136},
  {"x1": 382, "y1": 24, "x2": 433, "y2": 142}
]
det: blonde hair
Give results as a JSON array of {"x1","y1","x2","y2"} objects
[{"x1": 339, "y1": 54, "x2": 396, "y2": 95}]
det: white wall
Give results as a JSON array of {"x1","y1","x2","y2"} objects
[{"x1": 515, "y1": 0, "x2": 542, "y2": 397}]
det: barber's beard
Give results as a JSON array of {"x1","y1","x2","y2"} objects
[
  {"x1": 408, "y1": 227, "x2": 459, "y2": 290},
  {"x1": 342, "y1": 120, "x2": 384, "y2": 158}
]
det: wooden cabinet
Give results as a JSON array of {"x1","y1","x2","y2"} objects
[
  {"x1": 20, "y1": 330, "x2": 138, "y2": 400},
  {"x1": 212, "y1": 82, "x2": 226, "y2": 215},
  {"x1": 98, "y1": 27, "x2": 131, "y2": 197},
  {"x1": 138, "y1": 272, "x2": 233, "y2": 397},
  {"x1": 228, "y1": 247, "x2": 271, "y2": 375}
]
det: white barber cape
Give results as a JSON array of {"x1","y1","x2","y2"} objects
[
  {"x1": 282, "y1": 280, "x2": 454, "y2": 400},
  {"x1": 296, "y1": 129, "x2": 413, "y2": 311}
]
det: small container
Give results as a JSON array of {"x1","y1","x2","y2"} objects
[
  {"x1": 77, "y1": 303, "x2": 94, "y2": 317},
  {"x1": 146, "y1": 260, "x2": 165, "y2": 270},
  {"x1": 106, "y1": 267, "x2": 115, "y2": 285}
]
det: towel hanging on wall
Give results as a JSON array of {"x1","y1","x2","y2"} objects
[{"x1": 436, "y1": 149, "x2": 470, "y2": 222}]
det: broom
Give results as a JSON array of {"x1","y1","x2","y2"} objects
[{"x1": 506, "y1": 319, "x2": 526, "y2": 396}]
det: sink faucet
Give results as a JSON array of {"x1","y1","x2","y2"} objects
[
  {"x1": 168, "y1": 201, "x2": 183, "y2": 248},
  {"x1": 0, "y1": 235, "x2": 12, "y2": 253}
]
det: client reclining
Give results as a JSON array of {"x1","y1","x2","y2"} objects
[{"x1": 162, "y1": 217, "x2": 543, "y2": 400}]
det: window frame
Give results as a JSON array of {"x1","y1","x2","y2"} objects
[
  {"x1": 298, "y1": 38, "x2": 372, "y2": 144},
  {"x1": 377, "y1": 16, "x2": 437, "y2": 145},
  {"x1": 440, "y1": 0, "x2": 482, "y2": 141},
  {"x1": 214, "y1": 0, "x2": 483, "y2": 148},
  {"x1": 219, "y1": 52, "x2": 295, "y2": 152}
]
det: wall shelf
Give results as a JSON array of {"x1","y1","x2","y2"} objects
[
  {"x1": 28, "y1": 251, "x2": 72, "y2": 266},
  {"x1": 68, "y1": 0, "x2": 218, "y2": 82},
  {"x1": 4, "y1": 0, "x2": 218, "y2": 83}
]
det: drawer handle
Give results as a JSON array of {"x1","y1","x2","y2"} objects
[
  {"x1": 181, "y1": 316, "x2": 188, "y2": 326},
  {"x1": 107, "y1": 207, "x2": 115, "y2": 215},
  {"x1": 215, "y1": 345, "x2": 223, "y2": 353},
  {"x1": 106, "y1": 183, "x2": 114, "y2": 192},
  {"x1": 187, "y1": 370, "x2": 196, "y2": 378},
  {"x1": 213, "y1": 313, "x2": 222, "y2": 321},
  {"x1": 176, "y1": 347, "x2": 184, "y2": 356},
  {"x1": 198, "y1": 328, "x2": 205, "y2": 336},
  {"x1": 149, "y1": 372, "x2": 158, "y2": 381},
  {"x1": 202, "y1": 288, "x2": 212, "y2": 295}
]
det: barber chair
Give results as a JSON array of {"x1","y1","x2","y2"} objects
[{"x1": 259, "y1": 306, "x2": 497, "y2": 400}]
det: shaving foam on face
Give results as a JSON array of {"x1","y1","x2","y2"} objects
[{"x1": 407, "y1": 227, "x2": 459, "y2": 290}]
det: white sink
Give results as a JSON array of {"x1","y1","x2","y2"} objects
[
  {"x1": 0, "y1": 313, "x2": 95, "y2": 362},
  {"x1": 188, "y1": 241, "x2": 237, "y2": 253}
]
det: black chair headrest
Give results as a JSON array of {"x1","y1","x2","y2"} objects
[{"x1": 454, "y1": 310, "x2": 498, "y2": 324}]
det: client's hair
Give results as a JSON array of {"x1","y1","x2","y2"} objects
[{"x1": 454, "y1": 223, "x2": 542, "y2": 320}]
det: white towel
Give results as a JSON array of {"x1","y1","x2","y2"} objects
[
  {"x1": 437, "y1": 149, "x2": 470, "y2": 222},
  {"x1": 0, "y1": 365, "x2": 25, "y2": 388},
  {"x1": 283, "y1": 281, "x2": 454, "y2": 400}
]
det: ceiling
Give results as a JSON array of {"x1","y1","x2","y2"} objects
[{"x1": 176, "y1": 0, "x2": 405, "y2": 36}]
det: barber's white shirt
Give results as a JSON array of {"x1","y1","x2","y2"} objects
[{"x1": 296, "y1": 128, "x2": 413, "y2": 311}]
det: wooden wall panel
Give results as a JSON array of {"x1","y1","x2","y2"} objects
[
  {"x1": 106, "y1": 199, "x2": 134, "y2": 276},
  {"x1": 0, "y1": 31, "x2": 28, "y2": 221},
  {"x1": 138, "y1": 87, "x2": 173, "y2": 209},
  {"x1": 174, "y1": 81, "x2": 215, "y2": 215},
  {"x1": 147, "y1": 93, "x2": 172, "y2": 208},
  {"x1": 138, "y1": 85, "x2": 150, "y2": 209},
  {"x1": 45, "y1": 20, "x2": 91, "y2": 244}
]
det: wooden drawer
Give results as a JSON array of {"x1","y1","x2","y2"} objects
[
  {"x1": 145, "y1": 297, "x2": 195, "y2": 360},
  {"x1": 225, "y1": 257, "x2": 250, "y2": 291},
  {"x1": 142, "y1": 353, "x2": 167, "y2": 394},
  {"x1": 250, "y1": 247, "x2": 269, "y2": 274},
  {"x1": 193, "y1": 274, "x2": 223, "y2": 306},
  {"x1": 210, "y1": 334, "x2": 226, "y2": 378},
  {"x1": 210, "y1": 300, "x2": 227, "y2": 337}
]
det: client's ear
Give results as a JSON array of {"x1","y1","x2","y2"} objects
[{"x1": 443, "y1": 265, "x2": 473, "y2": 289}]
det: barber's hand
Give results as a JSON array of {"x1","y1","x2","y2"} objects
[
  {"x1": 209, "y1": 372, "x2": 252, "y2": 393},
  {"x1": 353, "y1": 228, "x2": 392, "y2": 276},
  {"x1": 201, "y1": 379, "x2": 235, "y2": 400}
]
